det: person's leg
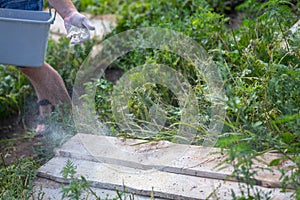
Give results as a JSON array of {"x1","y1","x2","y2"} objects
[
  {"x1": 2, "y1": 0, "x2": 71, "y2": 133},
  {"x1": 19, "y1": 62, "x2": 71, "y2": 133},
  {"x1": 20, "y1": 62, "x2": 71, "y2": 106}
]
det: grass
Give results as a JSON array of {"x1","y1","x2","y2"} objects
[
  {"x1": 0, "y1": 0, "x2": 299, "y2": 199},
  {"x1": 0, "y1": 157, "x2": 38, "y2": 199}
]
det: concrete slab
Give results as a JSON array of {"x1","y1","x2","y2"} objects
[
  {"x1": 55, "y1": 133, "x2": 288, "y2": 188},
  {"x1": 33, "y1": 177, "x2": 159, "y2": 200},
  {"x1": 37, "y1": 156, "x2": 294, "y2": 200}
]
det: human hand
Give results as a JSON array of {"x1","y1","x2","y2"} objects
[{"x1": 64, "y1": 12, "x2": 95, "y2": 44}]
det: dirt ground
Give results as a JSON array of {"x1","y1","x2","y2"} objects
[{"x1": 0, "y1": 99, "x2": 43, "y2": 166}]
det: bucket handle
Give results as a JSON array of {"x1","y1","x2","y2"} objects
[{"x1": 48, "y1": 3, "x2": 56, "y2": 24}]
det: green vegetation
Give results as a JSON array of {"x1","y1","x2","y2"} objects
[
  {"x1": 0, "y1": 0, "x2": 299, "y2": 199},
  {"x1": 0, "y1": 157, "x2": 39, "y2": 199}
]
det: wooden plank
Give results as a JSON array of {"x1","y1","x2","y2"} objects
[
  {"x1": 55, "y1": 133, "x2": 288, "y2": 188},
  {"x1": 38, "y1": 157, "x2": 293, "y2": 200}
]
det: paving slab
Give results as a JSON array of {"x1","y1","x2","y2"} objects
[
  {"x1": 37, "y1": 156, "x2": 293, "y2": 200},
  {"x1": 35, "y1": 133, "x2": 295, "y2": 199},
  {"x1": 33, "y1": 177, "x2": 159, "y2": 200},
  {"x1": 55, "y1": 133, "x2": 289, "y2": 188}
]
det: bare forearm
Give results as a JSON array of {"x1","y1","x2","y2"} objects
[
  {"x1": 48, "y1": 0, "x2": 78, "y2": 19},
  {"x1": 48, "y1": 0, "x2": 95, "y2": 43}
]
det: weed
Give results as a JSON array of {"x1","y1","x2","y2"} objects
[
  {"x1": 0, "y1": 157, "x2": 38, "y2": 200},
  {"x1": 0, "y1": 65, "x2": 31, "y2": 120},
  {"x1": 60, "y1": 160, "x2": 91, "y2": 200}
]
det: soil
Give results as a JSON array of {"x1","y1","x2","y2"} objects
[{"x1": 0, "y1": 99, "x2": 43, "y2": 166}]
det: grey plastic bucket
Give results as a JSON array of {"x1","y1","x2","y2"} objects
[{"x1": 0, "y1": 8, "x2": 55, "y2": 67}]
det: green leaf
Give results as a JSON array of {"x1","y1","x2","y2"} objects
[
  {"x1": 269, "y1": 158, "x2": 281, "y2": 166},
  {"x1": 280, "y1": 132, "x2": 297, "y2": 144},
  {"x1": 253, "y1": 121, "x2": 263, "y2": 128}
]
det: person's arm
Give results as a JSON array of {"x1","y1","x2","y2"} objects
[
  {"x1": 48, "y1": 0, "x2": 95, "y2": 44},
  {"x1": 48, "y1": 0, "x2": 77, "y2": 20}
]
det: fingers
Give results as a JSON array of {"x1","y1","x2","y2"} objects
[
  {"x1": 63, "y1": 12, "x2": 95, "y2": 44},
  {"x1": 68, "y1": 27, "x2": 90, "y2": 45},
  {"x1": 70, "y1": 31, "x2": 90, "y2": 45},
  {"x1": 82, "y1": 18, "x2": 95, "y2": 31},
  {"x1": 66, "y1": 24, "x2": 73, "y2": 39},
  {"x1": 64, "y1": 22, "x2": 72, "y2": 34}
]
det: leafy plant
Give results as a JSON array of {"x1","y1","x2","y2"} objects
[
  {"x1": 0, "y1": 65, "x2": 31, "y2": 120},
  {"x1": 0, "y1": 157, "x2": 39, "y2": 200},
  {"x1": 60, "y1": 160, "x2": 92, "y2": 200}
]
